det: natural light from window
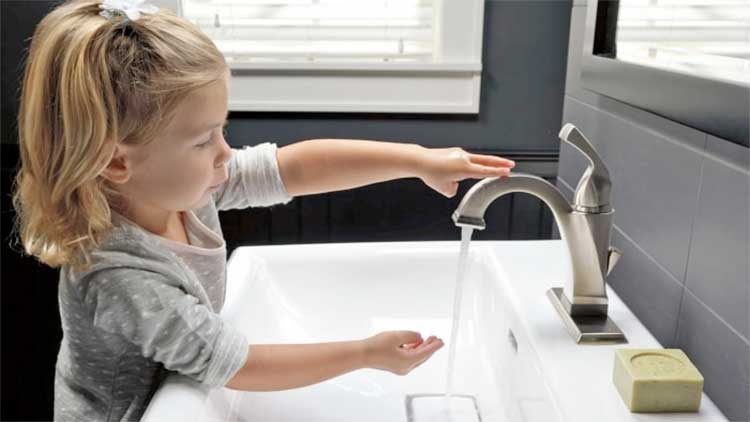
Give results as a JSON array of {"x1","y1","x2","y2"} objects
[
  {"x1": 615, "y1": 0, "x2": 750, "y2": 85},
  {"x1": 180, "y1": 0, "x2": 435, "y2": 64}
]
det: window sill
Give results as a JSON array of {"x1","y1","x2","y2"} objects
[
  {"x1": 227, "y1": 61, "x2": 483, "y2": 114},
  {"x1": 228, "y1": 61, "x2": 481, "y2": 73}
]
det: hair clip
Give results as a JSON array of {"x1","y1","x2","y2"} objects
[{"x1": 99, "y1": 0, "x2": 158, "y2": 22}]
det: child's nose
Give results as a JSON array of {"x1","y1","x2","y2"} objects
[{"x1": 216, "y1": 140, "x2": 232, "y2": 167}]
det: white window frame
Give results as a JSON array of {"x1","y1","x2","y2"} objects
[{"x1": 156, "y1": 0, "x2": 485, "y2": 113}]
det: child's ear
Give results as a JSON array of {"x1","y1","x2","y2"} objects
[{"x1": 99, "y1": 143, "x2": 133, "y2": 185}]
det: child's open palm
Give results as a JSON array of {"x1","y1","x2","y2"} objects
[
  {"x1": 363, "y1": 331, "x2": 444, "y2": 375},
  {"x1": 418, "y1": 147, "x2": 516, "y2": 198}
]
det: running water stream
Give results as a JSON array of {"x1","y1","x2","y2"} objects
[
  {"x1": 444, "y1": 226, "x2": 474, "y2": 404},
  {"x1": 398, "y1": 226, "x2": 482, "y2": 422}
]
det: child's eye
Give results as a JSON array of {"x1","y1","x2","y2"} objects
[{"x1": 196, "y1": 121, "x2": 228, "y2": 148}]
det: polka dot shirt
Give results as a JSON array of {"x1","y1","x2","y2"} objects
[{"x1": 53, "y1": 143, "x2": 293, "y2": 422}]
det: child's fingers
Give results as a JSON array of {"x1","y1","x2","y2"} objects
[
  {"x1": 465, "y1": 165, "x2": 511, "y2": 178},
  {"x1": 411, "y1": 342, "x2": 441, "y2": 367},
  {"x1": 396, "y1": 331, "x2": 423, "y2": 347},
  {"x1": 401, "y1": 334, "x2": 436, "y2": 349},
  {"x1": 412, "y1": 337, "x2": 443, "y2": 355},
  {"x1": 420, "y1": 337, "x2": 443, "y2": 350},
  {"x1": 401, "y1": 339, "x2": 424, "y2": 349},
  {"x1": 401, "y1": 335, "x2": 436, "y2": 350},
  {"x1": 468, "y1": 153, "x2": 515, "y2": 168},
  {"x1": 406, "y1": 339, "x2": 443, "y2": 368}
]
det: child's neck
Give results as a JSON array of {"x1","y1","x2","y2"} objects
[{"x1": 114, "y1": 204, "x2": 191, "y2": 245}]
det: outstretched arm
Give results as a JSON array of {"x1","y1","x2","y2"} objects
[
  {"x1": 276, "y1": 139, "x2": 515, "y2": 198},
  {"x1": 225, "y1": 331, "x2": 443, "y2": 391},
  {"x1": 276, "y1": 139, "x2": 423, "y2": 196},
  {"x1": 225, "y1": 340, "x2": 366, "y2": 391}
]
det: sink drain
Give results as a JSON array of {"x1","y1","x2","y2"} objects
[{"x1": 405, "y1": 393, "x2": 481, "y2": 422}]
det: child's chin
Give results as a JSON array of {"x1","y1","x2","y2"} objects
[{"x1": 191, "y1": 191, "x2": 214, "y2": 208}]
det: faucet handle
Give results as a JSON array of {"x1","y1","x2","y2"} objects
[
  {"x1": 559, "y1": 123, "x2": 613, "y2": 213},
  {"x1": 606, "y1": 246, "x2": 622, "y2": 277}
]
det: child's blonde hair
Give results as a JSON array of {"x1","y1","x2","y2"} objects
[{"x1": 11, "y1": 0, "x2": 227, "y2": 273}]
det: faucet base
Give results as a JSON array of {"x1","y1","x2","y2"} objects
[
  {"x1": 559, "y1": 288, "x2": 609, "y2": 316},
  {"x1": 547, "y1": 288, "x2": 628, "y2": 344}
]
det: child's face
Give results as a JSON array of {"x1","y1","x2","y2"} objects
[{"x1": 107, "y1": 69, "x2": 232, "y2": 213}]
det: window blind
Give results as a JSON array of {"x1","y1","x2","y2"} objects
[
  {"x1": 615, "y1": 0, "x2": 750, "y2": 83},
  {"x1": 180, "y1": 0, "x2": 435, "y2": 63}
]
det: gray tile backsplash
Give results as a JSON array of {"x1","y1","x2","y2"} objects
[
  {"x1": 559, "y1": 4, "x2": 750, "y2": 420},
  {"x1": 601, "y1": 110, "x2": 705, "y2": 282},
  {"x1": 675, "y1": 291, "x2": 750, "y2": 421},
  {"x1": 607, "y1": 225, "x2": 686, "y2": 346},
  {"x1": 684, "y1": 139, "x2": 749, "y2": 340},
  {"x1": 706, "y1": 133, "x2": 750, "y2": 173}
]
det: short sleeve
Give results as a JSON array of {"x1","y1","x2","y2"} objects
[
  {"x1": 213, "y1": 142, "x2": 294, "y2": 211},
  {"x1": 84, "y1": 268, "x2": 249, "y2": 388}
]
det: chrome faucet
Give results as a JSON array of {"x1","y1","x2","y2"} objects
[{"x1": 451, "y1": 123, "x2": 627, "y2": 344}]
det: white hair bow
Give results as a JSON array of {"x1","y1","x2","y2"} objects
[{"x1": 99, "y1": 0, "x2": 158, "y2": 21}]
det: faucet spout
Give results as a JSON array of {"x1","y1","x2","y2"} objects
[
  {"x1": 452, "y1": 173, "x2": 572, "y2": 230},
  {"x1": 452, "y1": 173, "x2": 614, "y2": 317}
]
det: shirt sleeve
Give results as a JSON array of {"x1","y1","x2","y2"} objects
[
  {"x1": 212, "y1": 142, "x2": 294, "y2": 211},
  {"x1": 83, "y1": 268, "x2": 249, "y2": 388}
]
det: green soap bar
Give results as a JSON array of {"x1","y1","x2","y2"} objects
[{"x1": 613, "y1": 349, "x2": 704, "y2": 413}]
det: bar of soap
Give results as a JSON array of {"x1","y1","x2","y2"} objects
[{"x1": 613, "y1": 349, "x2": 704, "y2": 412}]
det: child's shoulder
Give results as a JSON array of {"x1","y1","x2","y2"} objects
[
  {"x1": 63, "y1": 200, "x2": 221, "y2": 287},
  {"x1": 64, "y1": 222, "x2": 184, "y2": 287},
  {"x1": 61, "y1": 247, "x2": 188, "y2": 309}
]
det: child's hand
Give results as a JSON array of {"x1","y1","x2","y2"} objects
[
  {"x1": 418, "y1": 147, "x2": 515, "y2": 198},
  {"x1": 362, "y1": 331, "x2": 444, "y2": 375}
]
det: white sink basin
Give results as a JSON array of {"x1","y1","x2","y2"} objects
[{"x1": 142, "y1": 240, "x2": 727, "y2": 422}]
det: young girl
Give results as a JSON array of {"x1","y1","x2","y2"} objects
[{"x1": 11, "y1": 1, "x2": 515, "y2": 420}]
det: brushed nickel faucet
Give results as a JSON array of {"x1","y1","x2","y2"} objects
[{"x1": 451, "y1": 123, "x2": 627, "y2": 344}]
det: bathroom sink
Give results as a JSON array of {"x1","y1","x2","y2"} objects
[{"x1": 142, "y1": 240, "x2": 727, "y2": 422}]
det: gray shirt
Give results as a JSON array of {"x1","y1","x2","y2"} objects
[{"x1": 53, "y1": 142, "x2": 294, "y2": 422}]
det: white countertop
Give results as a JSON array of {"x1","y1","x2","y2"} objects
[{"x1": 480, "y1": 240, "x2": 728, "y2": 422}]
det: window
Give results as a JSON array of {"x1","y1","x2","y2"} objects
[
  {"x1": 581, "y1": 0, "x2": 749, "y2": 147},
  {"x1": 182, "y1": 0, "x2": 435, "y2": 64},
  {"x1": 157, "y1": 0, "x2": 485, "y2": 113},
  {"x1": 614, "y1": 0, "x2": 749, "y2": 85}
]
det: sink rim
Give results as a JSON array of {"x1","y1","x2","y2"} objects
[{"x1": 143, "y1": 239, "x2": 728, "y2": 422}]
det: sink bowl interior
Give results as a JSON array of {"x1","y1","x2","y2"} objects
[{"x1": 147, "y1": 242, "x2": 561, "y2": 422}]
